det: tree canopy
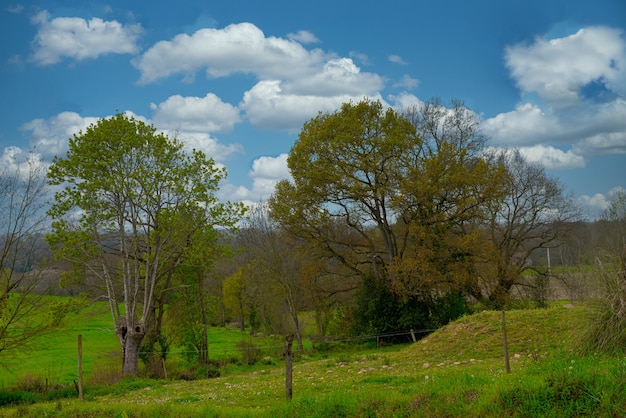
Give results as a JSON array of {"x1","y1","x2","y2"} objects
[
  {"x1": 270, "y1": 99, "x2": 507, "y2": 305},
  {"x1": 47, "y1": 113, "x2": 245, "y2": 375}
]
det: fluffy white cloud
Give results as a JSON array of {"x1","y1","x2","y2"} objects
[
  {"x1": 20, "y1": 112, "x2": 99, "y2": 159},
  {"x1": 160, "y1": 131, "x2": 242, "y2": 162},
  {"x1": 579, "y1": 186, "x2": 626, "y2": 215},
  {"x1": 150, "y1": 93, "x2": 241, "y2": 133},
  {"x1": 249, "y1": 154, "x2": 290, "y2": 179},
  {"x1": 133, "y1": 22, "x2": 328, "y2": 84},
  {"x1": 0, "y1": 147, "x2": 47, "y2": 177},
  {"x1": 284, "y1": 58, "x2": 384, "y2": 96},
  {"x1": 517, "y1": 145, "x2": 586, "y2": 170},
  {"x1": 240, "y1": 80, "x2": 383, "y2": 130},
  {"x1": 388, "y1": 92, "x2": 422, "y2": 109},
  {"x1": 485, "y1": 26, "x2": 626, "y2": 170},
  {"x1": 483, "y1": 103, "x2": 561, "y2": 146},
  {"x1": 505, "y1": 26, "x2": 626, "y2": 107},
  {"x1": 484, "y1": 98, "x2": 626, "y2": 158},
  {"x1": 30, "y1": 11, "x2": 142, "y2": 65},
  {"x1": 218, "y1": 154, "x2": 290, "y2": 204},
  {"x1": 19, "y1": 110, "x2": 241, "y2": 164}
]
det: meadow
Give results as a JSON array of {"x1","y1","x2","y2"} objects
[{"x1": 1, "y1": 301, "x2": 625, "y2": 417}]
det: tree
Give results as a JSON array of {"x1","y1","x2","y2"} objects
[
  {"x1": 47, "y1": 114, "x2": 245, "y2": 376},
  {"x1": 222, "y1": 268, "x2": 251, "y2": 332},
  {"x1": 600, "y1": 189, "x2": 626, "y2": 270},
  {"x1": 480, "y1": 150, "x2": 580, "y2": 307},
  {"x1": 0, "y1": 154, "x2": 75, "y2": 360},
  {"x1": 270, "y1": 99, "x2": 504, "y2": 303},
  {"x1": 237, "y1": 204, "x2": 307, "y2": 350},
  {"x1": 270, "y1": 99, "x2": 419, "y2": 280}
]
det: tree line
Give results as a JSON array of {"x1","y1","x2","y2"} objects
[{"x1": 0, "y1": 99, "x2": 624, "y2": 377}]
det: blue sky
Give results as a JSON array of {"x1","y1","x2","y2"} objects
[{"x1": 1, "y1": 0, "x2": 625, "y2": 218}]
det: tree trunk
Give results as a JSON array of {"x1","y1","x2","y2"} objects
[{"x1": 119, "y1": 324, "x2": 146, "y2": 376}]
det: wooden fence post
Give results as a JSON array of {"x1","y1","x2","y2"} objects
[
  {"x1": 284, "y1": 334, "x2": 294, "y2": 400},
  {"x1": 77, "y1": 334, "x2": 84, "y2": 401},
  {"x1": 501, "y1": 311, "x2": 511, "y2": 373}
]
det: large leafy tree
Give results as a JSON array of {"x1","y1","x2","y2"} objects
[
  {"x1": 270, "y1": 100, "x2": 419, "y2": 277},
  {"x1": 47, "y1": 114, "x2": 245, "y2": 376},
  {"x1": 270, "y1": 99, "x2": 505, "y2": 304}
]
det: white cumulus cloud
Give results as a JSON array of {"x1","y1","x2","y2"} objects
[
  {"x1": 240, "y1": 80, "x2": 383, "y2": 130},
  {"x1": 30, "y1": 10, "x2": 142, "y2": 65},
  {"x1": 505, "y1": 26, "x2": 626, "y2": 107},
  {"x1": 20, "y1": 112, "x2": 99, "y2": 159},
  {"x1": 133, "y1": 22, "x2": 328, "y2": 84},
  {"x1": 218, "y1": 154, "x2": 291, "y2": 204},
  {"x1": 160, "y1": 131, "x2": 242, "y2": 162},
  {"x1": 517, "y1": 145, "x2": 586, "y2": 170},
  {"x1": 485, "y1": 26, "x2": 626, "y2": 171},
  {"x1": 150, "y1": 93, "x2": 241, "y2": 133}
]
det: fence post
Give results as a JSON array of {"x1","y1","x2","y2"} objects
[
  {"x1": 77, "y1": 334, "x2": 84, "y2": 401},
  {"x1": 501, "y1": 311, "x2": 511, "y2": 373},
  {"x1": 284, "y1": 334, "x2": 294, "y2": 400}
]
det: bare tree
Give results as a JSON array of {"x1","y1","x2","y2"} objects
[
  {"x1": 238, "y1": 204, "x2": 307, "y2": 350},
  {"x1": 0, "y1": 154, "x2": 72, "y2": 360},
  {"x1": 480, "y1": 150, "x2": 580, "y2": 307}
]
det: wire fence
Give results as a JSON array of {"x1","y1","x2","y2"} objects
[{"x1": 2, "y1": 327, "x2": 438, "y2": 388}]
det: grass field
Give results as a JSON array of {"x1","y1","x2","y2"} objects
[
  {"x1": 0, "y1": 300, "x2": 287, "y2": 389},
  {"x1": 2, "y1": 301, "x2": 626, "y2": 417}
]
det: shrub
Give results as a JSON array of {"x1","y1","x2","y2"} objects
[
  {"x1": 0, "y1": 390, "x2": 40, "y2": 407},
  {"x1": 236, "y1": 340, "x2": 261, "y2": 365},
  {"x1": 15, "y1": 373, "x2": 47, "y2": 393}
]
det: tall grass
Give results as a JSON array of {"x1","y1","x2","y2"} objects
[{"x1": 576, "y1": 260, "x2": 626, "y2": 355}]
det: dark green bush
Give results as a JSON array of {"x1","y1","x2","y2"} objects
[
  {"x1": 353, "y1": 275, "x2": 468, "y2": 340},
  {"x1": 0, "y1": 390, "x2": 40, "y2": 407}
]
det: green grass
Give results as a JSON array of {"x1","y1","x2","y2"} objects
[
  {"x1": 2, "y1": 303, "x2": 626, "y2": 417},
  {"x1": 0, "y1": 301, "x2": 119, "y2": 388},
  {"x1": 0, "y1": 300, "x2": 287, "y2": 388}
]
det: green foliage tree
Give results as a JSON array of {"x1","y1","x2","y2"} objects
[
  {"x1": 0, "y1": 155, "x2": 77, "y2": 360},
  {"x1": 46, "y1": 114, "x2": 245, "y2": 376},
  {"x1": 270, "y1": 99, "x2": 503, "y2": 331}
]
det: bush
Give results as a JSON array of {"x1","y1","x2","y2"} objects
[
  {"x1": 0, "y1": 390, "x2": 40, "y2": 407},
  {"x1": 353, "y1": 275, "x2": 468, "y2": 339},
  {"x1": 236, "y1": 340, "x2": 261, "y2": 365},
  {"x1": 15, "y1": 373, "x2": 47, "y2": 393}
]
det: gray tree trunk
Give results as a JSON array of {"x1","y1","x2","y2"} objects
[{"x1": 119, "y1": 324, "x2": 146, "y2": 376}]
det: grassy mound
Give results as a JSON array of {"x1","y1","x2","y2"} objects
[{"x1": 407, "y1": 306, "x2": 587, "y2": 363}]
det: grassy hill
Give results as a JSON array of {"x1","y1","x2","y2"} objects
[{"x1": 2, "y1": 304, "x2": 625, "y2": 417}]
